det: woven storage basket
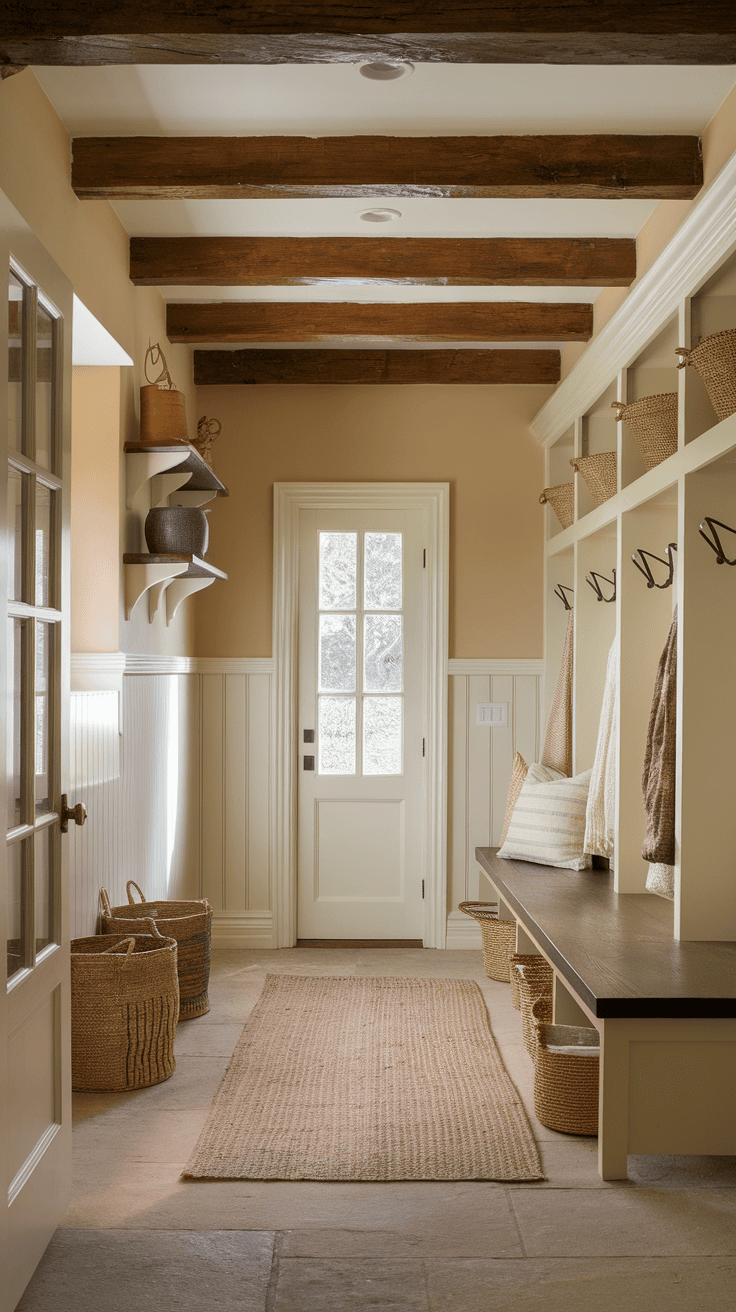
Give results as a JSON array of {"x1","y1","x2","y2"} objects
[
  {"x1": 516, "y1": 957, "x2": 554, "y2": 1058},
  {"x1": 611, "y1": 395, "x2": 677, "y2": 470},
  {"x1": 676, "y1": 330, "x2": 736, "y2": 421},
  {"x1": 539, "y1": 483, "x2": 574, "y2": 530},
  {"x1": 101, "y1": 881, "x2": 212, "y2": 1020},
  {"x1": 569, "y1": 452, "x2": 617, "y2": 507},
  {"x1": 532, "y1": 997, "x2": 600, "y2": 1136},
  {"x1": 458, "y1": 902, "x2": 516, "y2": 982},
  {"x1": 71, "y1": 921, "x2": 179, "y2": 1092},
  {"x1": 509, "y1": 952, "x2": 548, "y2": 1013}
]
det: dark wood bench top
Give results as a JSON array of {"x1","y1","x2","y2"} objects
[{"x1": 476, "y1": 847, "x2": 736, "y2": 1020}]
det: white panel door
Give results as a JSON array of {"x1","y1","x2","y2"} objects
[
  {"x1": 298, "y1": 509, "x2": 425, "y2": 940},
  {"x1": 1, "y1": 194, "x2": 73, "y2": 1312}
]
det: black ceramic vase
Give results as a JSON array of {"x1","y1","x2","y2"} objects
[{"x1": 145, "y1": 506, "x2": 209, "y2": 558}]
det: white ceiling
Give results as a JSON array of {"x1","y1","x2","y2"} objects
[{"x1": 33, "y1": 63, "x2": 736, "y2": 336}]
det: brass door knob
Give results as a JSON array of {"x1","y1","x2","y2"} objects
[{"x1": 60, "y1": 794, "x2": 88, "y2": 833}]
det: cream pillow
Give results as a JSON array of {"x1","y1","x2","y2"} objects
[
  {"x1": 499, "y1": 756, "x2": 566, "y2": 847},
  {"x1": 497, "y1": 768, "x2": 593, "y2": 871}
]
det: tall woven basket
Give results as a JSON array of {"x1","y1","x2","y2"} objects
[
  {"x1": 569, "y1": 452, "x2": 617, "y2": 507},
  {"x1": 513, "y1": 956, "x2": 554, "y2": 1057},
  {"x1": 71, "y1": 922, "x2": 179, "y2": 1091},
  {"x1": 611, "y1": 394, "x2": 678, "y2": 470},
  {"x1": 458, "y1": 902, "x2": 516, "y2": 982},
  {"x1": 539, "y1": 483, "x2": 574, "y2": 529},
  {"x1": 532, "y1": 998, "x2": 600, "y2": 1136},
  {"x1": 676, "y1": 330, "x2": 736, "y2": 421},
  {"x1": 101, "y1": 881, "x2": 212, "y2": 1019}
]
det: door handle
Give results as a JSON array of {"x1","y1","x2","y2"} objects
[{"x1": 60, "y1": 793, "x2": 88, "y2": 833}]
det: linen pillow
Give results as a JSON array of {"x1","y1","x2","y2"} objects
[
  {"x1": 497, "y1": 768, "x2": 593, "y2": 871},
  {"x1": 499, "y1": 755, "x2": 565, "y2": 847}
]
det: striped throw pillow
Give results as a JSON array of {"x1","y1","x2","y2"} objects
[{"x1": 497, "y1": 768, "x2": 593, "y2": 871}]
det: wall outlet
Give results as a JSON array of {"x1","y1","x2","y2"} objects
[{"x1": 476, "y1": 702, "x2": 508, "y2": 728}]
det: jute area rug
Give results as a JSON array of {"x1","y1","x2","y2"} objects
[{"x1": 183, "y1": 975, "x2": 542, "y2": 1182}]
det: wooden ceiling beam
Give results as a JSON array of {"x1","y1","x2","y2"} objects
[
  {"x1": 193, "y1": 348, "x2": 561, "y2": 386},
  {"x1": 76, "y1": 136, "x2": 702, "y2": 201},
  {"x1": 3, "y1": 4, "x2": 735, "y2": 66},
  {"x1": 130, "y1": 237, "x2": 636, "y2": 289},
  {"x1": 166, "y1": 301, "x2": 593, "y2": 344}
]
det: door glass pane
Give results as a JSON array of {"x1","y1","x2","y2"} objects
[
  {"x1": 35, "y1": 622, "x2": 52, "y2": 815},
  {"x1": 34, "y1": 825, "x2": 54, "y2": 953},
  {"x1": 35, "y1": 482, "x2": 54, "y2": 608},
  {"x1": 364, "y1": 613, "x2": 403, "y2": 692},
  {"x1": 318, "y1": 696, "x2": 356, "y2": 775},
  {"x1": 7, "y1": 618, "x2": 25, "y2": 830},
  {"x1": 364, "y1": 532, "x2": 402, "y2": 610},
  {"x1": 319, "y1": 532, "x2": 357, "y2": 610},
  {"x1": 8, "y1": 465, "x2": 26, "y2": 602},
  {"x1": 35, "y1": 301, "x2": 55, "y2": 471},
  {"x1": 363, "y1": 697, "x2": 402, "y2": 775},
  {"x1": 319, "y1": 613, "x2": 356, "y2": 692},
  {"x1": 8, "y1": 270, "x2": 24, "y2": 453},
  {"x1": 7, "y1": 839, "x2": 26, "y2": 979}
]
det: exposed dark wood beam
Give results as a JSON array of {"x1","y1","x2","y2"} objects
[
  {"x1": 2, "y1": 4, "x2": 735, "y2": 65},
  {"x1": 130, "y1": 237, "x2": 636, "y2": 289},
  {"x1": 167, "y1": 302, "x2": 593, "y2": 344},
  {"x1": 76, "y1": 136, "x2": 702, "y2": 201},
  {"x1": 194, "y1": 347, "x2": 561, "y2": 386}
]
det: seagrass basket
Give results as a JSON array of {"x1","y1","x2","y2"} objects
[
  {"x1": 611, "y1": 394, "x2": 678, "y2": 470},
  {"x1": 516, "y1": 957, "x2": 554, "y2": 1057},
  {"x1": 676, "y1": 330, "x2": 736, "y2": 422},
  {"x1": 101, "y1": 881, "x2": 212, "y2": 1019},
  {"x1": 71, "y1": 922, "x2": 179, "y2": 1092},
  {"x1": 532, "y1": 997, "x2": 600, "y2": 1136},
  {"x1": 569, "y1": 452, "x2": 617, "y2": 507},
  {"x1": 509, "y1": 952, "x2": 548, "y2": 1013},
  {"x1": 539, "y1": 483, "x2": 574, "y2": 530},
  {"x1": 458, "y1": 902, "x2": 516, "y2": 982}
]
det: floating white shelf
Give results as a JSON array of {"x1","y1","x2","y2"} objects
[
  {"x1": 123, "y1": 554, "x2": 228, "y2": 625},
  {"x1": 124, "y1": 441, "x2": 228, "y2": 518}
]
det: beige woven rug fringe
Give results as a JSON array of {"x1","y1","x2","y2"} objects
[
  {"x1": 183, "y1": 975, "x2": 543, "y2": 1182},
  {"x1": 542, "y1": 608, "x2": 574, "y2": 776}
]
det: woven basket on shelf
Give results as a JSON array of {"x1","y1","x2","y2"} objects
[
  {"x1": 458, "y1": 902, "x2": 516, "y2": 982},
  {"x1": 569, "y1": 452, "x2": 617, "y2": 507},
  {"x1": 509, "y1": 952, "x2": 548, "y2": 1013},
  {"x1": 676, "y1": 330, "x2": 736, "y2": 422},
  {"x1": 611, "y1": 394, "x2": 678, "y2": 470},
  {"x1": 539, "y1": 483, "x2": 574, "y2": 530},
  {"x1": 101, "y1": 881, "x2": 212, "y2": 1020},
  {"x1": 532, "y1": 997, "x2": 600, "y2": 1136},
  {"x1": 516, "y1": 957, "x2": 554, "y2": 1057},
  {"x1": 71, "y1": 922, "x2": 179, "y2": 1092}
]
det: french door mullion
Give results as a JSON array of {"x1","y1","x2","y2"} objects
[
  {"x1": 21, "y1": 279, "x2": 37, "y2": 464},
  {"x1": 23, "y1": 616, "x2": 37, "y2": 967}
]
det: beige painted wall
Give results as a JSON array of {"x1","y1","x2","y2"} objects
[
  {"x1": 71, "y1": 367, "x2": 120, "y2": 652},
  {"x1": 194, "y1": 383, "x2": 553, "y2": 659}
]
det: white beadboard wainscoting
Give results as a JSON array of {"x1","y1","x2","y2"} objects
[{"x1": 68, "y1": 657, "x2": 542, "y2": 947}]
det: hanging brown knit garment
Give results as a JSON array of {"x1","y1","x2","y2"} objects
[
  {"x1": 642, "y1": 610, "x2": 677, "y2": 865},
  {"x1": 541, "y1": 608, "x2": 573, "y2": 777}
]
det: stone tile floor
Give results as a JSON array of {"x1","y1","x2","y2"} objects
[{"x1": 17, "y1": 949, "x2": 736, "y2": 1310}]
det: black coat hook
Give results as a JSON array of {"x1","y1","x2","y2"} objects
[
  {"x1": 586, "y1": 569, "x2": 616, "y2": 603},
  {"x1": 699, "y1": 518, "x2": 736, "y2": 566},
  {"x1": 631, "y1": 543, "x2": 677, "y2": 589},
  {"x1": 553, "y1": 584, "x2": 574, "y2": 611}
]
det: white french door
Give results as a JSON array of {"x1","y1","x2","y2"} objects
[
  {"x1": 298, "y1": 508, "x2": 426, "y2": 940},
  {"x1": 1, "y1": 195, "x2": 73, "y2": 1312}
]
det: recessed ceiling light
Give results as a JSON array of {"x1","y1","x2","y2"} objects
[
  {"x1": 359, "y1": 61, "x2": 414, "y2": 81},
  {"x1": 359, "y1": 208, "x2": 402, "y2": 223}
]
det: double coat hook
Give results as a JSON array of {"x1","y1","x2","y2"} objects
[
  {"x1": 631, "y1": 543, "x2": 677, "y2": 589},
  {"x1": 553, "y1": 584, "x2": 574, "y2": 611},
  {"x1": 699, "y1": 518, "x2": 736, "y2": 566},
  {"x1": 586, "y1": 569, "x2": 616, "y2": 603}
]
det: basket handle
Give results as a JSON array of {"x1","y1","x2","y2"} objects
[
  {"x1": 610, "y1": 401, "x2": 627, "y2": 420},
  {"x1": 99, "y1": 887, "x2": 112, "y2": 917},
  {"x1": 569, "y1": 457, "x2": 582, "y2": 472},
  {"x1": 142, "y1": 916, "x2": 165, "y2": 940},
  {"x1": 675, "y1": 346, "x2": 692, "y2": 369},
  {"x1": 539, "y1": 491, "x2": 549, "y2": 506},
  {"x1": 101, "y1": 936, "x2": 137, "y2": 959},
  {"x1": 127, "y1": 880, "x2": 146, "y2": 905}
]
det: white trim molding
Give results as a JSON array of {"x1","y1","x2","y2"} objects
[
  {"x1": 124, "y1": 653, "x2": 195, "y2": 675},
  {"x1": 273, "y1": 482, "x2": 450, "y2": 950},
  {"x1": 71, "y1": 651, "x2": 126, "y2": 692},
  {"x1": 445, "y1": 912, "x2": 485, "y2": 951},
  {"x1": 122, "y1": 654, "x2": 276, "y2": 676},
  {"x1": 449, "y1": 658, "x2": 544, "y2": 677},
  {"x1": 211, "y1": 911, "x2": 276, "y2": 950},
  {"x1": 532, "y1": 148, "x2": 736, "y2": 447}
]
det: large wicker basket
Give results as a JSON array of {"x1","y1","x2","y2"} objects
[
  {"x1": 612, "y1": 394, "x2": 678, "y2": 470},
  {"x1": 101, "y1": 881, "x2": 212, "y2": 1020},
  {"x1": 509, "y1": 952, "x2": 549, "y2": 1013},
  {"x1": 513, "y1": 956, "x2": 554, "y2": 1057},
  {"x1": 569, "y1": 452, "x2": 617, "y2": 507},
  {"x1": 539, "y1": 483, "x2": 574, "y2": 530},
  {"x1": 676, "y1": 330, "x2": 736, "y2": 422},
  {"x1": 458, "y1": 902, "x2": 516, "y2": 982},
  {"x1": 71, "y1": 922, "x2": 179, "y2": 1091},
  {"x1": 532, "y1": 997, "x2": 600, "y2": 1136}
]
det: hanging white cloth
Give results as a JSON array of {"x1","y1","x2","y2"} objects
[{"x1": 584, "y1": 638, "x2": 618, "y2": 859}]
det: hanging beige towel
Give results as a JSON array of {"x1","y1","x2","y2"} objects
[
  {"x1": 646, "y1": 863, "x2": 674, "y2": 899},
  {"x1": 642, "y1": 610, "x2": 677, "y2": 865},
  {"x1": 584, "y1": 638, "x2": 618, "y2": 858},
  {"x1": 542, "y1": 608, "x2": 573, "y2": 776}
]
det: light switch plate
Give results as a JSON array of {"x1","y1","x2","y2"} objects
[{"x1": 476, "y1": 702, "x2": 508, "y2": 728}]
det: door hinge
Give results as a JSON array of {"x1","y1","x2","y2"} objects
[
  {"x1": 422, "y1": 879, "x2": 425, "y2": 899},
  {"x1": 423, "y1": 548, "x2": 426, "y2": 568},
  {"x1": 422, "y1": 737, "x2": 425, "y2": 757}
]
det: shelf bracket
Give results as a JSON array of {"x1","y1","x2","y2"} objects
[
  {"x1": 165, "y1": 576, "x2": 214, "y2": 626},
  {"x1": 150, "y1": 471, "x2": 194, "y2": 508},
  {"x1": 124, "y1": 561, "x2": 188, "y2": 621},
  {"x1": 127, "y1": 451, "x2": 193, "y2": 517}
]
